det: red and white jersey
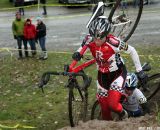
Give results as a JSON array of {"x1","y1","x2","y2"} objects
[
  {"x1": 77, "y1": 34, "x2": 142, "y2": 73},
  {"x1": 88, "y1": 34, "x2": 123, "y2": 73}
]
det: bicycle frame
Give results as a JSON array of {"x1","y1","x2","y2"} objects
[{"x1": 69, "y1": 45, "x2": 96, "y2": 73}]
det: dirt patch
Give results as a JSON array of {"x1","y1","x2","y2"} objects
[{"x1": 58, "y1": 114, "x2": 159, "y2": 130}]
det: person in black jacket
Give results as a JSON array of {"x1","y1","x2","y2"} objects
[
  {"x1": 36, "y1": 17, "x2": 47, "y2": 60},
  {"x1": 40, "y1": 0, "x2": 47, "y2": 15}
]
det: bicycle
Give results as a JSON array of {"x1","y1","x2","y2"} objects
[
  {"x1": 90, "y1": 63, "x2": 160, "y2": 120},
  {"x1": 88, "y1": 0, "x2": 143, "y2": 42},
  {"x1": 39, "y1": 57, "x2": 95, "y2": 127}
]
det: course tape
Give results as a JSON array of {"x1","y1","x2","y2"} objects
[
  {"x1": 0, "y1": 47, "x2": 70, "y2": 54},
  {"x1": 0, "y1": 47, "x2": 160, "y2": 57},
  {"x1": 0, "y1": 4, "x2": 37, "y2": 11},
  {"x1": 0, "y1": 48, "x2": 14, "y2": 57},
  {"x1": 0, "y1": 124, "x2": 36, "y2": 129},
  {"x1": 44, "y1": 13, "x2": 90, "y2": 20}
]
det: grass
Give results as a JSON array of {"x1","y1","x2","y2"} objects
[
  {"x1": 0, "y1": 0, "x2": 13, "y2": 8},
  {"x1": 0, "y1": 45, "x2": 160, "y2": 129}
]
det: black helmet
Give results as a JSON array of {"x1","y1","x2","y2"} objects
[{"x1": 89, "y1": 16, "x2": 111, "y2": 39}]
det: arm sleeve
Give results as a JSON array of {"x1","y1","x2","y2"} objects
[
  {"x1": 76, "y1": 44, "x2": 88, "y2": 56},
  {"x1": 107, "y1": 36, "x2": 142, "y2": 72},
  {"x1": 125, "y1": 45, "x2": 142, "y2": 72},
  {"x1": 12, "y1": 22, "x2": 17, "y2": 36},
  {"x1": 135, "y1": 89, "x2": 147, "y2": 104},
  {"x1": 107, "y1": 35, "x2": 128, "y2": 52},
  {"x1": 76, "y1": 34, "x2": 92, "y2": 55}
]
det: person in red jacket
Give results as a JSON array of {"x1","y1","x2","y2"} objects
[{"x1": 24, "y1": 18, "x2": 37, "y2": 56}]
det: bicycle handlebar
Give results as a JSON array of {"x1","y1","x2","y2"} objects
[
  {"x1": 39, "y1": 70, "x2": 90, "y2": 93},
  {"x1": 39, "y1": 45, "x2": 94, "y2": 93}
]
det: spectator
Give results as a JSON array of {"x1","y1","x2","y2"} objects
[
  {"x1": 12, "y1": 12, "x2": 28, "y2": 59},
  {"x1": 15, "y1": 0, "x2": 25, "y2": 16},
  {"x1": 36, "y1": 17, "x2": 48, "y2": 60},
  {"x1": 40, "y1": 0, "x2": 47, "y2": 15},
  {"x1": 24, "y1": 19, "x2": 37, "y2": 57}
]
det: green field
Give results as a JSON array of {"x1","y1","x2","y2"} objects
[{"x1": 0, "y1": 45, "x2": 160, "y2": 129}]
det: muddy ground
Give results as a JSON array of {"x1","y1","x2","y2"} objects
[{"x1": 59, "y1": 115, "x2": 159, "y2": 130}]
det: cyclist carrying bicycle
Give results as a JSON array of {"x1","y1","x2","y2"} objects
[
  {"x1": 122, "y1": 73, "x2": 150, "y2": 117},
  {"x1": 72, "y1": 13, "x2": 148, "y2": 120}
]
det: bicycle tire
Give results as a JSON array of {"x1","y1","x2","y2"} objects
[
  {"x1": 68, "y1": 87, "x2": 88, "y2": 127},
  {"x1": 91, "y1": 100, "x2": 102, "y2": 120},
  {"x1": 108, "y1": 0, "x2": 143, "y2": 42},
  {"x1": 139, "y1": 73, "x2": 160, "y2": 101}
]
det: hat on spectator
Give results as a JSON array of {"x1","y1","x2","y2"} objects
[
  {"x1": 26, "y1": 18, "x2": 31, "y2": 22},
  {"x1": 36, "y1": 16, "x2": 42, "y2": 21}
]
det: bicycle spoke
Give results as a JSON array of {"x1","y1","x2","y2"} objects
[
  {"x1": 69, "y1": 87, "x2": 87, "y2": 127},
  {"x1": 72, "y1": 96, "x2": 84, "y2": 124},
  {"x1": 108, "y1": 0, "x2": 143, "y2": 42}
]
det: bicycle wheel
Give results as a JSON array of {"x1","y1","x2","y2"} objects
[
  {"x1": 140, "y1": 73, "x2": 160, "y2": 101},
  {"x1": 68, "y1": 87, "x2": 88, "y2": 127},
  {"x1": 91, "y1": 100, "x2": 102, "y2": 120},
  {"x1": 107, "y1": 0, "x2": 143, "y2": 42}
]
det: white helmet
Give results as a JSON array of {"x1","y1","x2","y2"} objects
[{"x1": 125, "y1": 73, "x2": 138, "y2": 90}]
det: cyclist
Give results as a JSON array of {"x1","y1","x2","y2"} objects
[
  {"x1": 122, "y1": 73, "x2": 150, "y2": 117},
  {"x1": 72, "y1": 16, "x2": 148, "y2": 120}
]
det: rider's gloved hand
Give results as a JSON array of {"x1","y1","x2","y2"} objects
[
  {"x1": 72, "y1": 52, "x2": 82, "y2": 61},
  {"x1": 137, "y1": 70, "x2": 148, "y2": 85}
]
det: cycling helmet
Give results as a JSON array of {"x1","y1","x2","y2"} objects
[
  {"x1": 89, "y1": 16, "x2": 111, "y2": 39},
  {"x1": 86, "y1": 1, "x2": 104, "y2": 28},
  {"x1": 125, "y1": 73, "x2": 138, "y2": 90}
]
